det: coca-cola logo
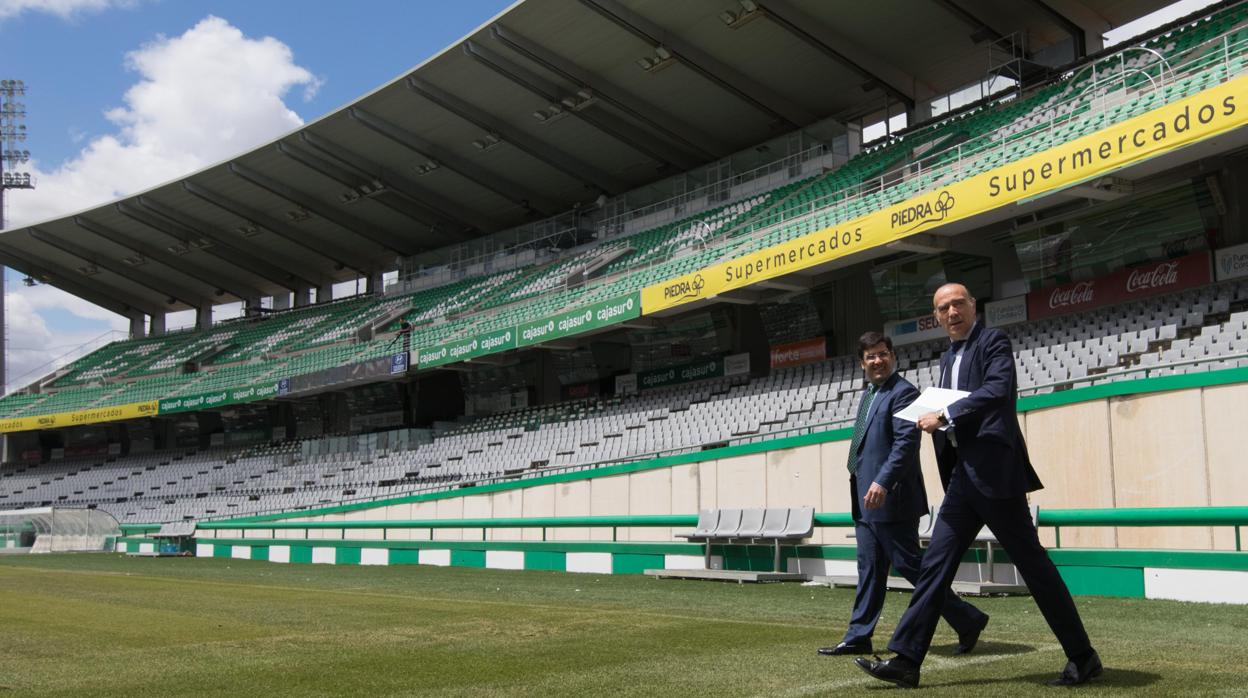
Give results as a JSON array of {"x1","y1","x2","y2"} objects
[
  {"x1": 1126, "y1": 261, "x2": 1180, "y2": 293},
  {"x1": 1048, "y1": 282, "x2": 1094, "y2": 309}
]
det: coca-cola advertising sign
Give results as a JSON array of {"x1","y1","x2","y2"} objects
[
  {"x1": 1125, "y1": 261, "x2": 1180, "y2": 292},
  {"x1": 1027, "y1": 252, "x2": 1211, "y2": 320},
  {"x1": 1046, "y1": 282, "x2": 1095, "y2": 311}
]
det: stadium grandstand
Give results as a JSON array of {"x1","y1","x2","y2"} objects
[{"x1": 1, "y1": 0, "x2": 1247, "y2": 607}]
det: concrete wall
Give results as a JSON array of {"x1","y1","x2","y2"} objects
[
  {"x1": 209, "y1": 382, "x2": 1247, "y2": 551},
  {"x1": 1020, "y1": 382, "x2": 1246, "y2": 550}
]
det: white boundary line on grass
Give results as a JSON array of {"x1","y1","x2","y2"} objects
[{"x1": 766, "y1": 642, "x2": 1063, "y2": 697}]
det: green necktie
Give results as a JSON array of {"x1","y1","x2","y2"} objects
[{"x1": 846, "y1": 384, "x2": 877, "y2": 475}]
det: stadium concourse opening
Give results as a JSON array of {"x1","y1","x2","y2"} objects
[{"x1": 0, "y1": 0, "x2": 1246, "y2": 606}]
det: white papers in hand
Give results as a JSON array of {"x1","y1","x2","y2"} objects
[{"x1": 892, "y1": 387, "x2": 970, "y2": 424}]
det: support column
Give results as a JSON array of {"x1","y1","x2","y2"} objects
[
  {"x1": 128, "y1": 311, "x2": 147, "y2": 339},
  {"x1": 196, "y1": 301, "x2": 213, "y2": 331},
  {"x1": 316, "y1": 282, "x2": 334, "y2": 304},
  {"x1": 150, "y1": 312, "x2": 166, "y2": 336},
  {"x1": 368, "y1": 270, "x2": 385, "y2": 295},
  {"x1": 990, "y1": 239, "x2": 1028, "y2": 300},
  {"x1": 245, "y1": 296, "x2": 264, "y2": 317},
  {"x1": 293, "y1": 287, "x2": 312, "y2": 308},
  {"x1": 272, "y1": 292, "x2": 293, "y2": 311}
]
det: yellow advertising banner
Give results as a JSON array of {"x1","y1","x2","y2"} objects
[
  {"x1": 0, "y1": 400, "x2": 160, "y2": 434},
  {"x1": 642, "y1": 73, "x2": 1248, "y2": 314}
]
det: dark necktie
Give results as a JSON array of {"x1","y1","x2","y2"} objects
[
  {"x1": 846, "y1": 384, "x2": 877, "y2": 475},
  {"x1": 942, "y1": 340, "x2": 966, "y2": 389}
]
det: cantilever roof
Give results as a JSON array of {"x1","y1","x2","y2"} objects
[{"x1": 0, "y1": 0, "x2": 1172, "y2": 317}]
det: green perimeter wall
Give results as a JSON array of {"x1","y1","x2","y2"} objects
[
  {"x1": 113, "y1": 535, "x2": 1248, "y2": 600},
  {"x1": 117, "y1": 367, "x2": 1248, "y2": 598}
]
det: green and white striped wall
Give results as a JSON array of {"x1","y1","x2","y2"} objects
[{"x1": 114, "y1": 536, "x2": 1248, "y2": 604}]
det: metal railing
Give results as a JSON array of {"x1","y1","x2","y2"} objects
[
  {"x1": 591, "y1": 145, "x2": 841, "y2": 236},
  {"x1": 711, "y1": 24, "x2": 1248, "y2": 263},
  {"x1": 172, "y1": 505, "x2": 1248, "y2": 552},
  {"x1": 403, "y1": 20, "x2": 1248, "y2": 329},
  {"x1": 1042, "y1": 505, "x2": 1248, "y2": 550},
  {"x1": 7, "y1": 328, "x2": 128, "y2": 391},
  {"x1": 390, "y1": 143, "x2": 846, "y2": 292}
]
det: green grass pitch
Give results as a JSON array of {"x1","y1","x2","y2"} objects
[{"x1": 0, "y1": 554, "x2": 1245, "y2": 696}]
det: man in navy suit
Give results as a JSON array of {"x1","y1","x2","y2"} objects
[
  {"x1": 856, "y1": 283, "x2": 1101, "y2": 688},
  {"x1": 818, "y1": 331, "x2": 988, "y2": 657}
]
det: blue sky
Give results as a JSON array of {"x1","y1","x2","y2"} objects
[
  {"x1": 3, "y1": 0, "x2": 514, "y2": 167},
  {"x1": 0, "y1": 0, "x2": 1219, "y2": 391}
]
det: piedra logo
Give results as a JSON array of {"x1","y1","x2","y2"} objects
[
  {"x1": 663, "y1": 273, "x2": 706, "y2": 301},
  {"x1": 891, "y1": 190, "x2": 955, "y2": 234}
]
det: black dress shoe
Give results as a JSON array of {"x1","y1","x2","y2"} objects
[
  {"x1": 1048, "y1": 650, "x2": 1103, "y2": 686},
  {"x1": 954, "y1": 613, "x2": 989, "y2": 655},
  {"x1": 817, "y1": 640, "x2": 872, "y2": 656},
  {"x1": 854, "y1": 654, "x2": 920, "y2": 689}
]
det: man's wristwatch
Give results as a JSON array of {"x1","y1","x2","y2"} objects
[{"x1": 936, "y1": 409, "x2": 949, "y2": 426}]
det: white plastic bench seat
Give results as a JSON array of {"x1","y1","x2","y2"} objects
[
  {"x1": 675, "y1": 509, "x2": 719, "y2": 543},
  {"x1": 678, "y1": 506, "x2": 815, "y2": 572}
]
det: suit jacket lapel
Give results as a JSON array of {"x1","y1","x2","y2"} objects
[
  {"x1": 957, "y1": 323, "x2": 984, "y2": 391},
  {"x1": 956, "y1": 348, "x2": 970, "y2": 391}
]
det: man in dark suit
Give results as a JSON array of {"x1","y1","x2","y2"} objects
[
  {"x1": 856, "y1": 283, "x2": 1101, "y2": 688},
  {"x1": 818, "y1": 331, "x2": 988, "y2": 658}
]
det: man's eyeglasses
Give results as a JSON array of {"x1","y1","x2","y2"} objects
[{"x1": 862, "y1": 352, "x2": 892, "y2": 362}]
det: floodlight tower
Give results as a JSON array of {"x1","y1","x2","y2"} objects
[{"x1": 0, "y1": 79, "x2": 35, "y2": 396}]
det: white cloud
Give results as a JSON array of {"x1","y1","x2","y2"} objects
[
  {"x1": 2, "y1": 16, "x2": 319, "y2": 391},
  {"x1": 18, "y1": 282, "x2": 129, "y2": 327},
  {"x1": 9, "y1": 15, "x2": 319, "y2": 226},
  {"x1": 4, "y1": 292, "x2": 54, "y2": 389},
  {"x1": 0, "y1": 0, "x2": 135, "y2": 21},
  {"x1": 4, "y1": 291, "x2": 125, "y2": 391}
]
